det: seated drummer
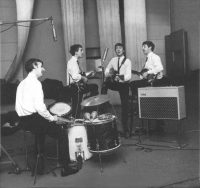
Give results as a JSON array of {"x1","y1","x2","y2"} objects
[
  {"x1": 66, "y1": 44, "x2": 98, "y2": 118},
  {"x1": 15, "y1": 58, "x2": 82, "y2": 176},
  {"x1": 101, "y1": 43, "x2": 132, "y2": 138}
]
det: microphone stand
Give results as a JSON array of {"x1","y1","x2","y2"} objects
[{"x1": 99, "y1": 48, "x2": 108, "y2": 89}]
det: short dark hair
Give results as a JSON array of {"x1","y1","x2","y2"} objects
[
  {"x1": 115, "y1": 43, "x2": 125, "y2": 50},
  {"x1": 25, "y1": 58, "x2": 43, "y2": 73},
  {"x1": 142, "y1": 41, "x2": 155, "y2": 51},
  {"x1": 69, "y1": 44, "x2": 83, "y2": 56}
]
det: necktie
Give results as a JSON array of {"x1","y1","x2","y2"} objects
[
  {"x1": 77, "y1": 60, "x2": 82, "y2": 73},
  {"x1": 117, "y1": 57, "x2": 120, "y2": 73}
]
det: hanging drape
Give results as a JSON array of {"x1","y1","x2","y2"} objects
[
  {"x1": 61, "y1": 0, "x2": 86, "y2": 85},
  {"x1": 4, "y1": 0, "x2": 34, "y2": 82},
  {"x1": 124, "y1": 0, "x2": 147, "y2": 80},
  {"x1": 96, "y1": 0, "x2": 122, "y2": 67}
]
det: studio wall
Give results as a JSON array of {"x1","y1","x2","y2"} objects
[{"x1": 0, "y1": 0, "x2": 199, "y2": 83}]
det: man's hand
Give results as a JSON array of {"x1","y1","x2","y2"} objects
[
  {"x1": 82, "y1": 76, "x2": 88, "y2": 83},
  {"x1": 142, "y1": 71, "x2": 148, "y2": 79},
  {"x1": 114, "y1": 75, "x2": 121, "y2": 82},
  {"x1": 53, "y1": 115, "x2": 58, "y2": 121}
]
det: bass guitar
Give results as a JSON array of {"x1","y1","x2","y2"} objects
[{"x1": 131, "y1": 69, "x2": 157, "y2": 83}]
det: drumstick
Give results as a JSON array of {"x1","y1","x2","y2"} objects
[{"x1": 56, "y1": 117, "x2": 73, "y2": 124}]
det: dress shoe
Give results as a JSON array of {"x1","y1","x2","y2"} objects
[
  {"x1": 61, "y1": 167, "x2": 79, "y2": 177},
  {"x1": 68, "y1": 161, "x2": 78, "y2": 167}
]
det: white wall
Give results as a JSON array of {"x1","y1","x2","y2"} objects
[{"x1": 1, "y1": 0, "x2": 199, "y2": 83}]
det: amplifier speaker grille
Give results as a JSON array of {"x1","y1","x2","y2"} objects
[
  {"x1": 138, "y1": 86, "x2": 186, "y2": 120},
  {"x1": 140, "y1": 97, "x2": 178, "y2": 119}
]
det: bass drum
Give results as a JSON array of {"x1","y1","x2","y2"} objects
[{"x1": 68, "y1": 123, "x2": 92, "y2": 161}]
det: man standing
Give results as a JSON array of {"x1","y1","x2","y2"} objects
[
  {"x1": 102, "y1": 43, "x2": 132, "y2": 138},
  {"x1": 16, "y1": 58, "x2": 80, "y2": 176},
  {"x1": 67, "y1": 44, "x2": 98, "y2": 118}
]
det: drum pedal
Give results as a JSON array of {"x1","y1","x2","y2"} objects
[{"x1": 75, "y1": 144, "x2": 85, "y2": 161}]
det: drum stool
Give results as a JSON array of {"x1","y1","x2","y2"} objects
[
  {"x1": 46, "y1": 139, "x2": 63, "y2": 176},
  {"x1": 23, "y1": 130, "x2": 46, "y2": 185},
  {"x1": 22, "y1": 130, "x2": 32, "y2": 173}
]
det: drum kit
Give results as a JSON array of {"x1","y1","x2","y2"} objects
[{"x1": 49, "y1": 95, "x2": 121, "y2": 172}]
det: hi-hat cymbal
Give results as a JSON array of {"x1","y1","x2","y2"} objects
[{"x1": 81, "y1": 95, "x2": 109, "y2": 107}]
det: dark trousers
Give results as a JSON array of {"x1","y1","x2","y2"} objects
[
  {"x1": 70, "y1": 83, "x2": 99, "y2": 118},
  {"x1": 19, "y1": 113, "x2": 69, "y2": 168},
  {"x1": 102, "y1": 81, "x2": 130, "y2": 133}
]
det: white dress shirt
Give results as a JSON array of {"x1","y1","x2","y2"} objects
[
  {"x1": 105, "y1": 55, "x2": 132, "y2": 82},
  {"x1": 66, "y1": 56, "x2": 82, "y2": 85},
  {"x1": 15, "y1": 72, "x2": 55, "y2": 121},
  {"x1": 144, "y1": 51, "x2": 163, "y2": 79}
]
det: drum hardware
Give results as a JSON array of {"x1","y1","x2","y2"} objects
[
  {"x1": 68, "y1": 123, "x2": 92, "y2": 161},
  {"x1": 85, "y1": 116, "x2": 121, "y2": 173},
  {"x1": 47, "y1": 102, "x2": 73, "y2": 176}
]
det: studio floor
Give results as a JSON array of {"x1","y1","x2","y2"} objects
[{"x1": 0, "y1": 75, "x2": 199, "y2": 188}]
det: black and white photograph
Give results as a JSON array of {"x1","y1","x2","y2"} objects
[{"x1": 0, "y1": 0, "x2": 199, "y2": 187}]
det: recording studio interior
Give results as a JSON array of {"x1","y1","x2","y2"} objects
[{"x1": 0, "y1": 0, "x2": 200, "y2": 187}]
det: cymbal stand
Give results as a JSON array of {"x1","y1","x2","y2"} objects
[
  {"x1": 93, "y1": 123, "x2": 103, "y2": 174},
  {"x1": 0, "y1": 144, "x2": 21, "y2": 174}
]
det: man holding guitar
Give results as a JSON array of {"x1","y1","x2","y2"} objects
[
  {"x1": 101, "y1": 43, "x2": 132, "y2": 138},
  {"x1": 67, "y1": 44, "x2": 98, "y2": 118},
  {"x1": 130, "y1": 41, "x2": 170, "y2": 134},
  {"x1": 130, "y1": 40, "x2": 167, "y2": 97}
]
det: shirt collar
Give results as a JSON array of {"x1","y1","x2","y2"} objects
[
  {"x1": 28, "y1": 72, "x2": 38, "y2": 80},
  {"x1": 147, "y1": 51, "x2": 153, "y2": 58},
  {"x1": 72, "y1": 56, "x2": 78, "y2": 62},
  {"x1": 118, "y1": 55, "x2": 125, "y2": 60}
]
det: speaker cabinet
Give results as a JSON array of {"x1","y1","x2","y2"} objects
[{"x1": 138, "y1": 86, "x2": 186, "y2": 120}]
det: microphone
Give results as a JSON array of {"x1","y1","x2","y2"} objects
[
  {"x1": 50, "y1": 17, "x2": 57, "y2": 41},
  {"x1": 102, "y1": 48, "x2": 109, "y2": 62}
]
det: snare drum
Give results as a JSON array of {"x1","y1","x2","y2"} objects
[
  {"x1": 49, "y1": 102, "x2": 71, "y2": 117},
  {"x1": 86, "y1": 114, "x2": 121, "y2": 154},
  {"x1": 68, "y1": 123, "x2": 92, "y2": 161}
]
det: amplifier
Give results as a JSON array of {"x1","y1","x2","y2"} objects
[{"x1": 138, "y1": 86, "x2": 186, "y2": 120}]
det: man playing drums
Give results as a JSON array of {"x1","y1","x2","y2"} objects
[{"x1": 15, "y1": 58, "x2": 82, "y2": 177}]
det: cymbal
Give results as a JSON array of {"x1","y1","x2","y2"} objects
[{"x1": 81, "y1": 95, "x2": 109, "y2": 107}]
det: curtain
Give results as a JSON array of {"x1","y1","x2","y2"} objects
[
  {"x1": 61, "y1": 0, "x2": 86, "y2": 85},
  {"x1": 96, "y1": 0, "x2": 122, "y2": 67},
  {"x1": 124, "y1": 0, "x2": 147, "y2": 80},
  {"x1": 4, "y1": 0, "x2": 34, "y2": 82}
]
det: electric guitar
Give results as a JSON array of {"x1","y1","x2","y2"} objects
[
  {"x1": 105, "y1": 68, "x2": 124, "y2": 83},
  {"x1": 76, "y1": 71, "x2": 96, "y2": 92},
  {"x1": 131, "y1": 69, "x2": 157, "y2": 83}
]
